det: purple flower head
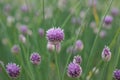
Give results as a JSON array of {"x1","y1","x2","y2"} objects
[
  {"x1": 11, "y1": 45, "x2": 20, "y2": 54},
  {"x1": 67, "y1": 62, "x2": 82, "y2": 78},
  {"x1": 111, "y1": 8, "x2": 119, "y2": 16},
  {"x1": 104, "y1": 15, "x2": 113, "y2": 25},
  {"x1": 30, "y1": 52, "x2": 41, "y2": 65},
  {"x1": 113, "y1": 69, "x2": 120, "y2": 80},
  {"x1": 38, "y1": 28, "x2": 44, "y2": 37},
  {"x1": 73, "y1": 55, "x2": 82, "y2": 64},
  {"x1": 6, "y1": 63, "x2": 21, "y2": 78},
  {"x1": 21, "y1": 5, "x2": 29, "y2": 12},
  {"x1": 75, "y1": 40, "x2": 84, "y2": 51},
  {"x1": 101, "y1": 46, "x2": 111, "y2": 62},
  {"x1": 19, "y1": 25, "x2": 28, "y2": 34},
  {"x1": 46, "y1": 27, "x2": 64, "y2": 45}
]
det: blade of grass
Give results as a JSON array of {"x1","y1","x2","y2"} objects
[
  {"x1": 61, "y1": 7, "x2": 90, "y2": 80},
  {"x1": 84, "y1": 0, "x2": 114, "y2": 78}
]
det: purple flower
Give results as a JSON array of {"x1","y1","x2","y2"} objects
[
  {"x1": 30, "y1": 52, "x2": 41, "y2": 65},
  {"x1": 73, "y1": 55, "x2": 82, "y2": 64},
  {"x1": 104, "y1": 15, "x2": 113, "y2": 25},
  {"x1": 101, "y1": 46, "x2": 111, "y2": 62},
  {"x1": 75, "y1": 40, "x2": 84, "y2": 51},
  {"x1": 113, "y1": 69, "x2": 120, "y2": 80},
  {"x1": 19, "y1": 25, "x2": 28, "y2": 34},
  {"x1": 38, "y1": 28, "x2": 44, "y2": 37},
  {"x1": 67, "y1": 62, "x2": 82, "y2": 78},
  {"x1": 46, "y1": 27, "x2": 64, "y2": 45},
  {"x1": 11, "y1": 45, "x2": 20, "y2": 54},
  {"x1": 6, "y1": 63, "x2": 21, "y2": 78},
  {"x1": 21, "y1": 5, "x2": 29, "y2": 12},
  {"x1": 111, "y1": 8, "x2": 119, "y2": 16}
]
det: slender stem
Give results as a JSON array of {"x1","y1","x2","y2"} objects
[
  {"x1": 47, "y1": 51, "x2": 51, "y2": 80},
  {"x1": 61, "y1": 7, "x2": 90, "y2": 80},
  {"x1": 54, "y1": 51, "x2": 61, "y2": 80},
  {"x1": 61, "y1": 0, "x2": 82, "y2": 28},
  {"x1": 101, "y1": 63, "x2": 108, "y2": 80},
  {"x1": 62, "y1": 54, "x2": 72, "y2": 80},
  {"x1": 90, "y1": 60, "x2": 103, "y2": 79},
  {"x1": 84, "y1": 0, "x2": 114, "y2": 78},
  {"x1": 42, "y1": 0, "x2": 45, "y2": 25},
  {"x1": 21, "y1": 44, "x2": 35, "y2": 80},
  {"x1": 0, "y1": 63, "x2": 12, "y2": 80}
]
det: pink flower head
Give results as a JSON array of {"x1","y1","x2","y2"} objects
[
  {"x1": 6, "y1": 63, "x2": 21, "y2": 78},
  {"x1": 67, "y1": 62, "x2": 82, "y2": 78},
  {"x1": 30, "y1": 52, "x2": 41, "y2": 65},
  {"x1": 46, "y1": 27, "x2": 64, "y2": 45}
]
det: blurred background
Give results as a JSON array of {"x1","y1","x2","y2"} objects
[{"x1": 0, "y1": 0, "x2": 120, "y2": 80}]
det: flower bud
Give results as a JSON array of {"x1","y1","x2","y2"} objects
[
  {"x1": 101, "y1": 46, "x2": 111, "y2": 62},
  {"x1": 73, "y1": 55, "x2": 82, "y2": 64},
  {"x1": 75, "y1": 40, "x2": 84, "y2": 51},
  {"x1": 11, "y1": 45, "x2": 20, "y2": 54},
  {"x1": 38, "y1": 28, "x2": 44, "y2": 37},
  {"x1": 47, "y1": 42, "x2": 55, "y2": 52},
  {"x1": 30, "y1": 52, "x2": 41, "y2": 65}
]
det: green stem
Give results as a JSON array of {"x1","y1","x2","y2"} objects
[
  {"x1": 42, "y1": 0, "x2": 45, "y2": 25},
  {"x1": 47, "y1": 51, "x2": 51, "y2": 80},
  {"x1": 62, "y1": 7, "x2": 90, "y2": 80},
  {"x1": 0, "y1": 63, "x2": 12, "y2": 80},
  {"x1": 90, "y1": 60, "x2": 103, "y2": 79},
  {"x1": 84, "y1": 0, "x2": 114, "y2": 78},
  {"x1": 21, "y1": 44, "x2": 35, "y2": 80},
  {"x1": 62, "y1": 53, "x2": 72, "y2": 80},
  {"x1": 101, "y1": 63, "x2": 108, "y2": 80},
  {"x1": 54, "y1": 51, "x2": 61, "y2": 80},
  {"x1": 61, "y1": 0, "x2": 82, "y2": 28}
]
